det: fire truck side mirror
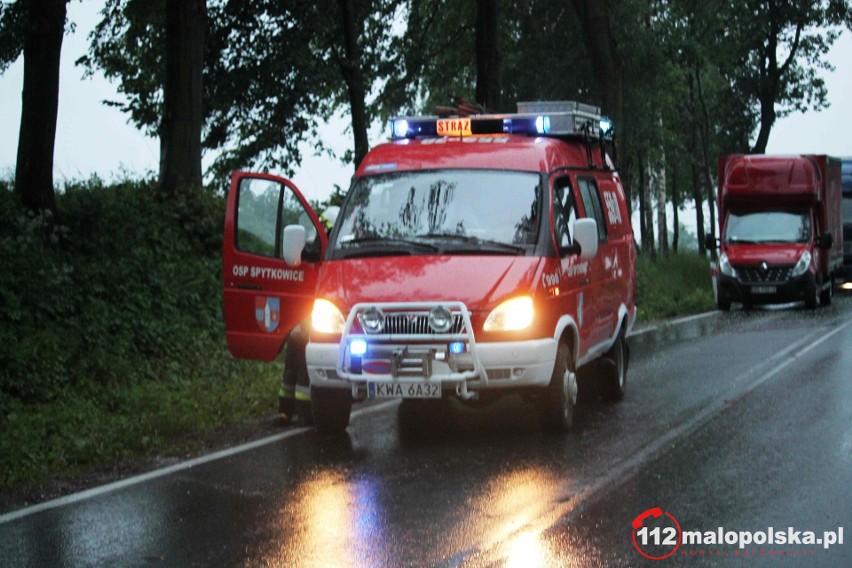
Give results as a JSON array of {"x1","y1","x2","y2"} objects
[
  {"x1": 282, "y1": 225, "x2": 307, "y2": 267},
  {"x1": 818, "y1": 232, "x2": 833, "y2": 249},
  {"x1": 573, "y1": 218, "x2": 598, "y2": 260}
]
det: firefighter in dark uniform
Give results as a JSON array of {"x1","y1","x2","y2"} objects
[{"x1": 279, "y1": 323, "x2": 312, "y2": 424}]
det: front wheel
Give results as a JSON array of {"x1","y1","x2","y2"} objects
[
  {"x1": 311, "y1": 386, "x2": 352, "y2": 434},
  {"x1": 537, "y1": 341, "x2": 577, "y2": 433},
  {"x1": 819, "y1": 274, "x2": 833, "y2": 306}
]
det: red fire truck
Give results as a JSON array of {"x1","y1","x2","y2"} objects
[
  {"x1": 710, "y1": 154, "x2": 844, "y2": 310},
  {"x1": 223, "y1": 101, "x2": 637, "y2": 433}
]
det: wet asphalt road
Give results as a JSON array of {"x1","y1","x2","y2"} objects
[{"x1": 1, "y1": 296, "x2": 851, "y2": 567}]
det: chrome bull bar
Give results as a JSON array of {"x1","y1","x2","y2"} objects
[{"x1": 334, "y1": 301, "x2": 489, "y2": 399}]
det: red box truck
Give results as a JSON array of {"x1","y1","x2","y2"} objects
[{"x1": 710, "y1": 154, "x2": 844, "y2": 310}]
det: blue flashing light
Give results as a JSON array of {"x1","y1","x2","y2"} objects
[
  {"x1": 391, "y1": 119, "x2": 409, "y2": 138},
  {"x1": 351, "y1": 339, "x2": 367, "y2": 356},
  {"x1": 535, "y1": 115, "x2": 551, "y2": 135},
  {"x1": 448, "y1": 341, "x2": 466, "y2": 355},
  {"x1": 599, "y1": 117, "x2": 613, "y2": 135}
]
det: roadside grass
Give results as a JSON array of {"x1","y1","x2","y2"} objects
[{"x1": 635, "y1": 252, "x2": 715, "y2": 321}]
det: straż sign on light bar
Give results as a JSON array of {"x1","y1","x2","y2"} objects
[{"x1": 437, "y1": 118, "x2": 472, "y2": 137}]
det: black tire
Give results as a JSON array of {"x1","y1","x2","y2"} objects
[
  {"x1": 601, "y1": 330, "x2": 627, "y2": 401},
  {"x1": 805, "y1": 282, "x2": 819, "y2": 309},
  {"x1": 819, "y1": 275, "x2": 833, "y2": 306},
  {"x1": 537, "y1": 341, "x2": 577, "y2": 433},
  {"x1": 311, "y1": 386, "x2": 352, "y2": 434},
  {"x1": 717, "y1": 296, "x2": 731, "y2": 311}
]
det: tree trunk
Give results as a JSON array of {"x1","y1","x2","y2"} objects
[
  {"x1": 337, "y1": 0, "x2": 369, "y2": 168},
  {"x1": 671, "y1": 162, "x2": 679, "y2": 253},
  {"x1": 159, "y1": 0, "x2": 205, "y2": 196},
  {"x1": 687, "y1": 74, "x2": 706, "y2": 256},
  {"x1": 475, "y1": 0, "x2": 501, "y2": 111},
  {"x1": 643, "y1": 156, "x2": 656, "y2": 260},
  {"x1": 570, "y1": 0, "x2": 624, "y2": 153},
  {"x1": 751, "y1": 92, "x2": 775, "y2": 154},
  {"x1": 14, "y1": 0, "x2": 67, "y2": 212},
  {"x1": 655, "y1": 162, "x2": 667, "y2": 257},
  {"x1": 692, "y1": 163, "x2": 706, "y2": 256}
]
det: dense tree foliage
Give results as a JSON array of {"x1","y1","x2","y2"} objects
[{"x1": 2, "y1": 0, "x2": 851, "y2": 240}]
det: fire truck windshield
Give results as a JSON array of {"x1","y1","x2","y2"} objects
[
  {"x1": 725, "y1": 211, "x2": 811, "y2": 245},
  {"x1": 330, "y1": 170, "x2": 541, "y2": 258}
]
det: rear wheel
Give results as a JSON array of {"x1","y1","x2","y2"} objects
[
  {"x1": 311, "y1": 386, "x2": 352, "y2": 434},
  {"x1": 537, "y1": 341, "x2": 577, "y2": 433},
  {"x1": 601, "y1": 330, "x2": 627, "y2": 401}
]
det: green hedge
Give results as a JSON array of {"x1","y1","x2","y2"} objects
[{"x1": 0, "y1": 179, "x2": 278, "y2": 489}]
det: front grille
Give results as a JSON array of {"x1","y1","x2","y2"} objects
[
  {"x1": 736, "y1": 265, "x2": 793, "y2": 284},
  {"x1": 382, "y1": 313, "x2": 466, "y2": 335}
]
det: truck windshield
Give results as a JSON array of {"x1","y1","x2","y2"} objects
[
  {"x1": 725, "y1": 211, "x2": 811, "y2": 244},
  {"x1": 330, "y1": 170, "x2": 541, "y2": 258}
]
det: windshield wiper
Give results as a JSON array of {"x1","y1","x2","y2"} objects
[
  {"x1": 337, "y1": 236, "x2": 441, "y2": 255},
  {"x1": 416, "y1": 233, "x2": 527, "y2": 254}
]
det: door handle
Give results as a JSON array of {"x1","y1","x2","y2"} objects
[{"x1": 236, "y1": 282, "x2": 262, "y2": 291}]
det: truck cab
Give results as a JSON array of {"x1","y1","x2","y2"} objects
[
  {"x1": 223, "y1": 101, "x2": 637, "y2": 433},
  {"x1": 711, "y1": 155, "x2": 844, "y2": 310}
]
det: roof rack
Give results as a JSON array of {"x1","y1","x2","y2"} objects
[{"x1": 387, "y1": 100, "x2": 616, "y2": 168}]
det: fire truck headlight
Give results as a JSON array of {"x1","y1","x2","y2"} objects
[
  {"x1": 312, "y1": 299, "x2": 346, "y2": 334},
  {"x1": 791, "y1": 250, "x2": 812, "y2": 277},
  {"x1": 484, "y1": 297, "x2": 534, "y2": 332}
]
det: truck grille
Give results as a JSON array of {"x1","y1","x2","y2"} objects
[
  {"x1": 736, "y1": 265, "x2": 793, "y2": 284},
  {"x1": 383, "y1": 313, "x2": 466, "y2": 335}
]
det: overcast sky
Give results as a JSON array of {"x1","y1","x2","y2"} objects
[{"x1": 1, "y1": 2, "x2": 850, "y2": 206}]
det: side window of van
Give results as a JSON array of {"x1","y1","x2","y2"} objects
[
  {"x1": 553, "y1": 177, "x2": 577, "y2": 249},
  {"x1": 236, "y1": 178, "x2": 319, "y2": 258},
  {"x1": 578, "y1": 177, "x2": 608, "y2": 241}
]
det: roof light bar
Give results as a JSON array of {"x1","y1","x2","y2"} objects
[{"x1": 388, "y1": 101, "x2": 614, "y2": 141}]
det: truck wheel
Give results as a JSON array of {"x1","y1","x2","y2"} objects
[
  {"x1": 819, "y1": 275, "x2": 833, "y2": 306},
  {"x1": 537, "y1": 341, "x2": 577, "y2": 433},
  {"x1": 311, "y1": 386, "x2": 352, "y2": 434},
  {"x1": 717, "y1": 295, "x2": 731, "y2": 311},
  {"x1": 602, "y1": 330, "x2": 627, "y2": 401},
  {"x1": 805, "y1": 283, "x2": 819, "y2": 309}
]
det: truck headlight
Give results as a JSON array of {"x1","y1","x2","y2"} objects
[
  {"x1": 790, "y1": 250, "x2": 812, "y2": 277},
  {"x1": 484, "y1": 296, "x2": 534, "y2": 332},
  {"x1": 312, "y1": 299, "x2": 346, "y2": 334},
  {"x1": 719, "y1": 253, "x2": 737, "y2": 278}
]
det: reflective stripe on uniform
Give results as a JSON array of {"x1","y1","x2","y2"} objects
[
  {"x1": 295, "y1": 385, "x2": 311, "y2": 401},
  {"x1": 279, "y1": 385, "x2": 295, "y2": 399}
]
